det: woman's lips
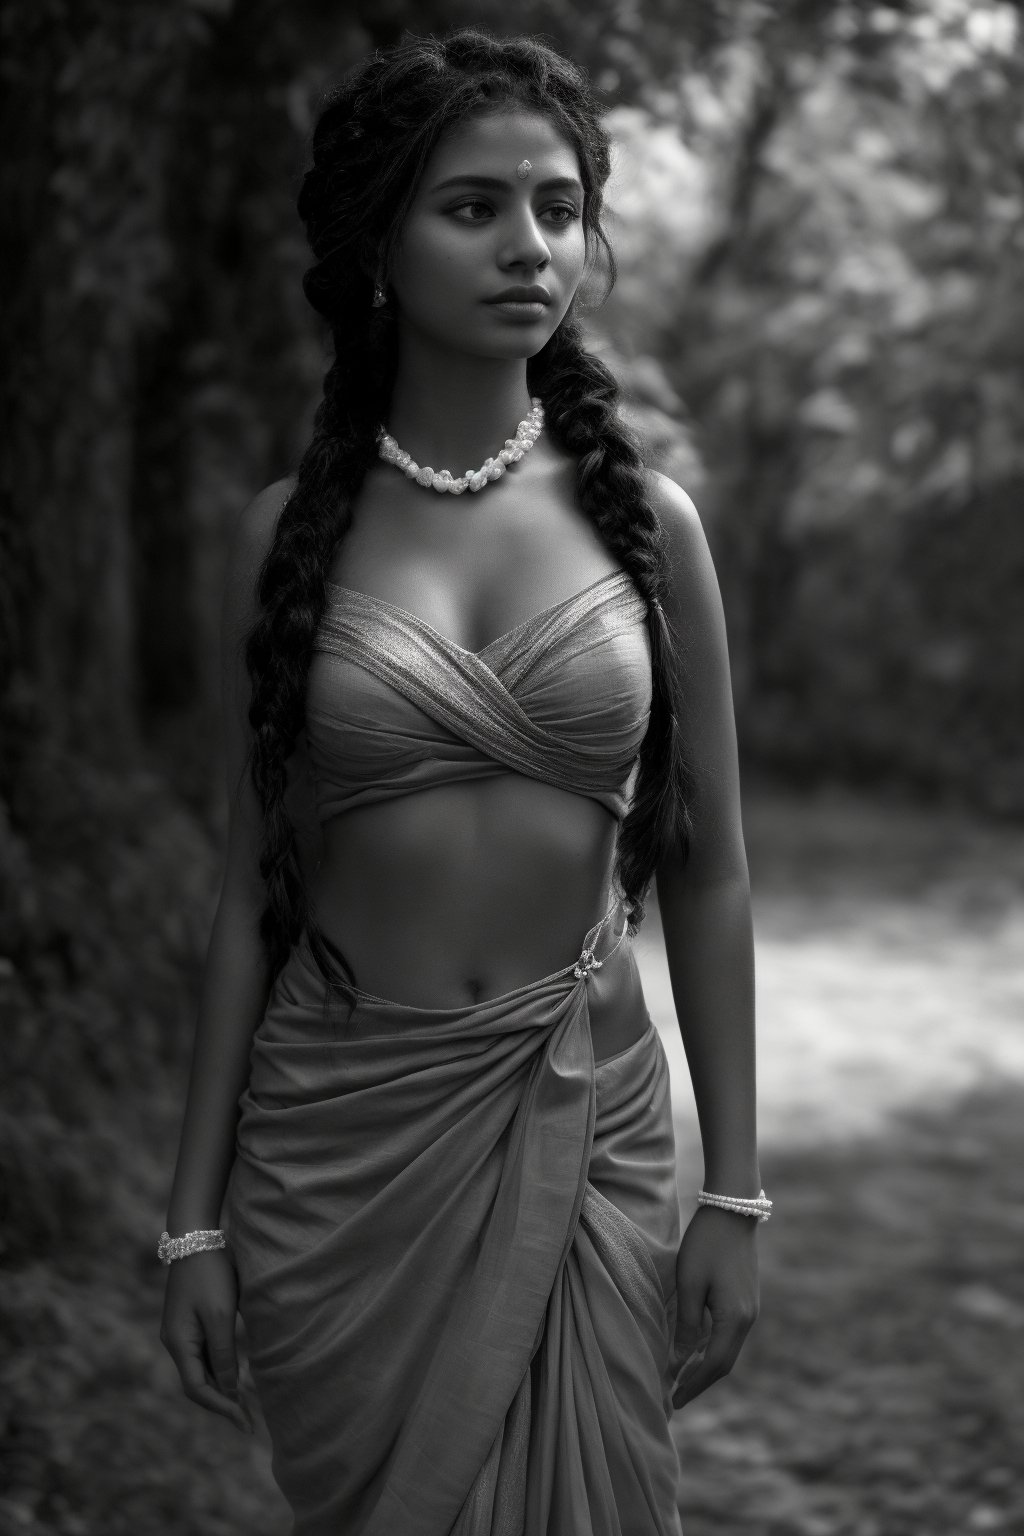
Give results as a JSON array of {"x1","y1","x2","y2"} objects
[{"x1": 485, "y1": 299, "x2": 550, "y2": 319}]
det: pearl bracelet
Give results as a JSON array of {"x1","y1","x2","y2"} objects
[
  {"x1": 696, "y1": 1188, "x2": 773, "y2": 1223},
  {"x1": 158, "y1": 1228, "x2": 226, "y2": 1265}
]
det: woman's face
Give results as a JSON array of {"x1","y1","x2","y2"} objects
[{"x1": 387, "y1": 109, "x2": 589, "y2": 358}]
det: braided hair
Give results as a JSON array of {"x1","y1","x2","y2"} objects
[{"x1": 245, "y1": 28, "x2": 691, "y2": 979}]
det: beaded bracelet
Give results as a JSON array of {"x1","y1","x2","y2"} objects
[
  {"x1": 696, "y1": 1188, "x2": 773, "y2": 1223},
  {"x1": 158, "y1": 1228, "x2": 227, "y2": 1265}
]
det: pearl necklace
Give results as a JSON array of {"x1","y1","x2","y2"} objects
[{"x1": 378, "y1": 398, "x2": 544, "y2": 495}]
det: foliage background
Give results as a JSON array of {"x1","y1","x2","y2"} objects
[{"x1": 1, "y1": 0, "x2": 1022, "y2": 1531}]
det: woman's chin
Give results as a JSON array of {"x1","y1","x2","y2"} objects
[{"x1": 401, "y1": 315, "x2": 560, "y2": 362}]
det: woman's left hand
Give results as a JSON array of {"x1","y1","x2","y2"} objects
[{"x1": 670, "y1": 1204, "x2": 760, "y2": 1409}]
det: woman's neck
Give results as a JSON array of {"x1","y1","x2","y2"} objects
[{"x1": 385, "y1": 334, "x2": 536, "y2": 473}]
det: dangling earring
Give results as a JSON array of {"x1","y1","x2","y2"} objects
[{"x1": 372, "y1": 282, "x2": 387, "y2": 308}]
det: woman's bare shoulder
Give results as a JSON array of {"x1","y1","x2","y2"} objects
[
  {"x1": 223, "y1": 474, "x2": 298, "y2": 633},
  {"x1": 648, "y1": 472, "x2": 704, "y2": 563},
  {"x1": 230, "y1": 474, "x2": 298, "y2": 567},
  {"x1": 646, "y1": 472, "x2": 717, "y2": 611}
]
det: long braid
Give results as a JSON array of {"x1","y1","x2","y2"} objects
[
  {"x1": 245, "y1": 337, "x2": 386, "y2": 977},
  {"x1": 531, "y1": 319, "x2": 692, "y2": 929}
]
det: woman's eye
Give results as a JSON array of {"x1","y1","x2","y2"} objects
[
  {"x1": 544, "y1": 204, "x2": 580, "y2": 226},
  {"x1": 448, "y1": 200, "x2": 580, "y2": 226},
  {"x1": 451, "y1": 200, "x2": 493, "y2": 222}
]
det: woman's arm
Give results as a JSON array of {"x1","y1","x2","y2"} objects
[
  {"x1": 160, "y1": 476, "x2": 294, "y2": 1432},
  {"x1": 650, "y1": 474, "x2": 761, "y2": 1407},
  {"x1": 162, "y1": 853, "x2": 271, "y2": 1237}
]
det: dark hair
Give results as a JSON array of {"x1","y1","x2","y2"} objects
[{"x1": 245, "y1": 27, "x2": 691, "y2": 979}]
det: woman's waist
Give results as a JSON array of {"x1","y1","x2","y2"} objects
[
  {"x1": 261, "y1": 892, "x2": 650, "y2": 1066},
  {"x1": 306, "y1": 873, "x2": 616, "y2": 1010},
  {"x1": 309, "y1": 794, "x2": 619, "y2": 1009}
]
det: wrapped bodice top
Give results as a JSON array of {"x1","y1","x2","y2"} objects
[{"x1": 305, "y1": 569, "x2": 653, "y2": 822}]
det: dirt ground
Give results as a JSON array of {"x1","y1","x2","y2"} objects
[
  {"x1": 640, "y1": 780, "x2": 1024, "y2": 1158},
  {"x1": 3, "y1": 783, "x2": 1022, "y2": 1534}
]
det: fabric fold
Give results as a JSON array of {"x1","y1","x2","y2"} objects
[
  {"x1": 306, "y1": 570, "x2": 652, "y2": 819},
  {"x1": 225, "y1": 905, "x2": 682, "y2": 1536}
]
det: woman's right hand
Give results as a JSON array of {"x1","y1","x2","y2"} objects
[{"x1": 160, "y1": 1247, "x2": 254, "y2": 1434}]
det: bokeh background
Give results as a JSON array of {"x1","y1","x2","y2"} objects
[{"x1": 2, "y1": 1, "x2": 1023, "y2": 1532}]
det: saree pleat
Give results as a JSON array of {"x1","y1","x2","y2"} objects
[{"x1": 225, "y1": 905, "x2": 683, "y2": 1535}]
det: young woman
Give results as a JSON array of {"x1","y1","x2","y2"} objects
[{"x1": 160, "y1": 29, "x2": 765, "y2": 1536}]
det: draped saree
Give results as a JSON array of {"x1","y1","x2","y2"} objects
[{"x1": 225, "y1": 901, "x2": 684, "y2": 1535}]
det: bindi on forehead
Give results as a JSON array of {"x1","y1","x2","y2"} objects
[{"x1": 428, "y1": 111, "x2": 580, "y2": 185}]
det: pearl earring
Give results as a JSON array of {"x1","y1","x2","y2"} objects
[{"x1": 372, "y1": 283, "x2": 387, "y2": 308}]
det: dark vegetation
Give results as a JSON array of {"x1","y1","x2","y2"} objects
[{"x1": 1, "y1": 0, "x2": 1022, "y2": 1530}]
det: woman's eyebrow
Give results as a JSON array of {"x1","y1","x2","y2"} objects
[{"x1": 430, "y1": 173, "x2": 584, "y2": 196}]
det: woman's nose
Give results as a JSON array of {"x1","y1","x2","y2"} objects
[{"x1": 500, "y1": 210, "x2": 551, "y2": 272}]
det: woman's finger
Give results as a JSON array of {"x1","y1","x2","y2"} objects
[
  {"x1": 671, "y1": 1288, "x2": 709, "y2": 1376},
  {"x1": 206, "y1": 1322, "x2": 240, "y2": 1399},
  {"x1": 671, "y1": 1313, "x2": 750, "y2": 1409},
  {"x1": 169, "y1": 1333, "x2": 253, "y2": 1433}
]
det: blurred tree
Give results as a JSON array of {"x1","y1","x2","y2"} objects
[
  {"x1": 1, "y1": 0, "x2": 366, "y2": 802},
  {"x1": 606, "y1": 0, "x2": 1024, "y2": 810}
]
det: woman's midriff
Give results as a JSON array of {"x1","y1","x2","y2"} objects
[{"x1": 306, "y1": 776, "x2": 652, "y2": 1062}]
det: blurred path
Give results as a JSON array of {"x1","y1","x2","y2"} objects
[{"x1": 637, "y1": 784, "x2": 1024, "y2": 1164}]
